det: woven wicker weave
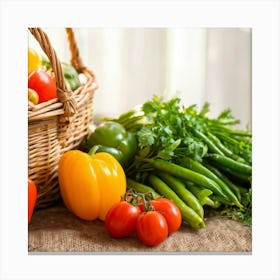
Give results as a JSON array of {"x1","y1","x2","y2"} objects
[{"x1": 28, "y1": 28, "x2": 98, "y2": 208}]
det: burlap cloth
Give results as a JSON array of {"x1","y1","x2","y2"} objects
[{"x1": 28, "y1": 204, "x2": 252, "y2": 253}]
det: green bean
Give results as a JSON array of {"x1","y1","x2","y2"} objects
[
  {"x1": 210, "y1": 132, "x2": 252, "y2": 163},
  {"x1": 206, "y1": 131, "x2": 246, "y2": 163},
  {"x1": 209, "y1": 199, "x2": 222, "y2": 208},
  {"x1": 145, "y1": 158, "x2": 228, "y2": 200},
  {"x1": 121, "y1": 115, "x2": 146, "y2": 130},
  {"x1": 117, "y1": 109, "x2": 139, "y2": 123},
  {"x1": 203, "y1": 163, "x2": 242, "y2": 202},
  {"x1": 148, "y1": 174, "x2": 205, "y2": 229},
  {"x1": 210, "y1": 195, "x2": 233, "y2": 206},
  {"x1": 182, "y1": 158, "x2": 242, "y2": 208},
  {"x1": 211, "y1": 131, "x2": 241, "y2": 146},
  {"x1": 192, "y1": 129, "x2": 225, "y2": 156},
  {"x1": 220, "y1": 167, "x2": 252, "y2": 184},
  {"x1": 210, "y1": 126, "x2": 252, "y2": 137},
  {"x1": 206, "y1": 153, "x2": 252, "y2": 174},
  {"x1": 184, "y1": 182, "x2": 220, "y2": 208},
  {"x1": 126, "y1": 178, "x2": 161, "y2": 199},
  {"x1": 156, "y1": 171, "x2": 204, "y2": 218}
]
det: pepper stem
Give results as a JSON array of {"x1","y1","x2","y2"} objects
[{"x1": 88, "y1": 145, "x2": 101, "y2": 157}]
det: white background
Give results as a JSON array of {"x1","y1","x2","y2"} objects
[
  {"x1": 1, "y1": 1, "x2": 280, "y2": 280},
  {"x1": 29, "y1": 27, "x2": 252, "y2": 127}
]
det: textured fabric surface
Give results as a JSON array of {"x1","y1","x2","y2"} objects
[{"x1": 28, "y1": 204, "x2": 252, "y2": 253}]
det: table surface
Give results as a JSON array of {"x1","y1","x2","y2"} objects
[{"x1": 28, "y1": 204, "x2": 252, "y2": 253}]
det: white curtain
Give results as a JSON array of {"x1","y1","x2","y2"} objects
[{"x1": 29, "y1": 28, "x2": 251, "y2": 127}]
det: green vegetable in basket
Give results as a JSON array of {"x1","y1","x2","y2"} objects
[
  {"x1": 61, "y1": 62, "x2": 81, "y2": 90},
  {"x1": 42, "y1": 57, "x2": 81, "y2": 90},
  {"x1": 80, "y1": 121, "x2": 138, "y2": 168}
]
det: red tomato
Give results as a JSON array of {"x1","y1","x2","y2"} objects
[
  {"x1": 136, "y1": 211, "x2": 168, "y2": 247},
  {"x1": 105, "y1": 201, "x2": 141, "y2": 238},
  {"x1": 28, "y1": 69, "x2": 57, "y2": 103},
  {"x1": 151, "y1": 198, "x2": 182, "y2": 235},
  {"x1": 139, "y1": 198, "x2": 182, "y2": 235},
  {"x1": 28, "y1": 178, "x2": 37, "y2": 224}
]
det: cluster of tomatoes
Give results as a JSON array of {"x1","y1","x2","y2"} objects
[
  {"x1": 105, "y1": 190, "x2": 182, "y2": 247},
  {"x1": 28, "y1": 47, "x2": 57, "y2": 105}
]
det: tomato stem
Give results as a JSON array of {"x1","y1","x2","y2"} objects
[
  {"x1": 122, "y1": 188, "x2": 140, "y2": 206},
  {"x1": 139, "y1": 193, "x2": 154, "y2": 212},
  {"x1": 122, "y1": 188, "x2": 155, "y2": 211}
]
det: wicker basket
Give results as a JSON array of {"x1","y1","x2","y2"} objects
[{"x1": 28, "y1": 28, "x2": 98, "y2": 209}]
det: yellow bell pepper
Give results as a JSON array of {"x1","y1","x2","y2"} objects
[
  {"x1": 28, "y1": 88, "x2": 39, "y2": 105},
  {"x1": 58, "y1": 150, "x2": 126, "y2": 221},
  {"x1": 28, "y1": 47, "x2": 42, "y2": 74}
]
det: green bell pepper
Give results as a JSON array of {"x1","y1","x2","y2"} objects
[
  {"x1": 42, "y1": 57, "x2": 81, "y2": 91},
  {"x1": 80, "y1": 121, "x2": 138, "y2": 167},
  {"x1": 61, "y1": 62, "x2": 81, "y2": 91}
]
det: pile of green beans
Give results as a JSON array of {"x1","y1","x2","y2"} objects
[
  {"x1": 108, "y1": 96, "x2": 252, "y2": 228},
  {"x1": 127, "y1": 155, "x2": 251, "y2": 229},
  {"x1": 127, "y1": 152, "x2": 251, "y2": 229}
]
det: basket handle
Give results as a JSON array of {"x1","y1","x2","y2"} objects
[
  {"x1": 29, "y1": 28, "x2": 81, "y2": 117},
  {"x1": 65, "y1": 28, "x2": 86, "y2": 73}
]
